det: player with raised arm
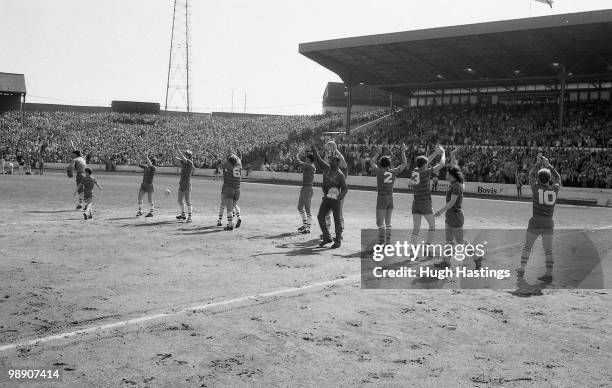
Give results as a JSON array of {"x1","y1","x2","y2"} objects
[
  {"x1": 295, "y1": 147, "x2": 316, "y2": 234},
  {"x1": 311, "y1": 144, "x2": 347, "y2": 248},
  {"x1": 434, "y1": 147, "x2": 465, "y2": 268},
  {"x1": 221, "y1": 153, "x2": 242, "y2": 230},
  {"x1": 174, "y1": 144, "x2": 194, "y2": 222},
  {"x1": 136, "y1": 154, "x2": 156, "y2": 217},
  {"x1": 69, "y1": 140, "x2": 87, "y2": 210},
  {"x1": 517, "y1": 153, "x2": 561, "y2": 283},
  {"x1": 74, "y1": 168, "x2": 103, "y2": 220},
  {"x1": 370, "y1": 143, "x2": 408, "y2": 245},
  {"x1": 409, "y1": 145, "x2": 446, "y2": 249},
  {"x1": 216, "y1": 152, "x2": 241, "y2": 227},
  {"x1": 321, "y1": 141, "x2": 348, "y2": 237}
]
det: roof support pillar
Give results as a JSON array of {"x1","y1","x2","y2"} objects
[
  {"x1": 344, "y1": 85, "x2": 352, "y2": 136},
  {"x1": 21, "y1": 94, "x2": 25, "y2": 127},
  {"x1": 558, "y1": 63, "x2": 566, "y2": 133}
]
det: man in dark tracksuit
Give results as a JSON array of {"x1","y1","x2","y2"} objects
[{"x1": 311, "y1": 145, "x2": 347, "y2": 248}]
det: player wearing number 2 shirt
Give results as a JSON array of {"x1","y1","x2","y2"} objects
[
  {"x1": 369, "y1": 144, "x2": 408, "y2": 245},
  {"x1": 221, "y1": 154, "x2": 242, "y2": 230},
  {"x1": 518, "y1": 153, "x2": 561, "y2": 283}
]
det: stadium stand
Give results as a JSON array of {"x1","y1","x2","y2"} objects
[
  {"x1": 0, "y1": 72, "x2": 26, "y2": 113},
  {"x1": 0, "y1": 101, "x2": 610, "y2": 187}
]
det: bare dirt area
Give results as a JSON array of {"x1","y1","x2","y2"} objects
[{"x1": 1, "y1": 171, "x2": 611, "y2": 387}]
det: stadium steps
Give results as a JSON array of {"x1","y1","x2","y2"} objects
[{"x1": 349, "y1": 107, "x2": 406, "y2": 135}]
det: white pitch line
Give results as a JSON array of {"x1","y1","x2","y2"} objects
[
  {"x1": 1, "y1": 224, "x2": 610, "y2": 352},
  {"x1": 0, "y1": 275, "x2": 359, "y2": 352}
]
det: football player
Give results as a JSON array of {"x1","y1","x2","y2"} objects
[
  {"x1": 311, "y1": 144, "x2": 347, "y2": 248},
  {"x1": 74, "y1": 168, "x2": 103, "y2": 220},
  {"x1": 221, "y1": 153, "x2": 242, "y2": 230},
  {"x1": 136, "y1": 154, "x2": 156, "y2": 217},
  {"x1": 517, "y1": 153, "x2": 561, "y2": 283},
  {"x1": 295, "y1": 148, "x2": 316, "y2": 234},
  {"x1": 369, "y1": 144, "x2": 408, "y2": 245},
  {"x1": 434, "y1": 148, "x2": 465, "y2": 268},
  {"x1": 69, "y1": 141, "x2": 87, "y2": 210},
  {"x1": 409, "y1": 145, "x2": 446, "y2": 249},
  {"x1": 174, "y1": 144, "x2": 194, "y2": 222}
]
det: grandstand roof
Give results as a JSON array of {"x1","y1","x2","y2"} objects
[
  {"x1": 0, "y1": 72, "x2": 26, "y2": 94},
  {"x1": 299, "y1": 10, "x2": 612, "y2": 96}
]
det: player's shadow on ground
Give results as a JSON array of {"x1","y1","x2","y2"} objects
[
  {"x1": 247, "y1": 232, "x2": 297, "y2": 240},
  {"x1": 251, "y1": 238, "x2": 323, "y2": 257},
  {"x1": 120, "y1": 220, "x2": 177, "y2": 227},
  {"x1": 178, "y1": 225, "x2": 218, "y2": 232},
  {"x1": 175, "y1": 227, "x2": 226, "y2": 236},
  {"x1": 334, "y1": 250, "x2": 363, "y2": 259},
  {"x1": 106, "y1": 216, "x2": 141, "y2": 221},
  {"x1": 508, "y1": 277, "x2": 550, "y2": 297},
  {"x1": 24, "y1": 210, "x2": 73, "y2": 214}
]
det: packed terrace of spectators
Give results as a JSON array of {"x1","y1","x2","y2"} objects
[
  {"x1": 1, "y1": 101, "x2": 610, "y2": 188},
  {"x1": 263, "y1": 101, "x2": 612, "y2": 188},
  {"x1": 0, "y1": 111, "x2": 349, "y2": 169}
]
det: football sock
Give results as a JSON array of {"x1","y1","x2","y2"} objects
[
  {"x1": 149, "y1": 202, "x2": 154, "y2": 213},
  {"x1": 234, "y1": 205, "x2": 241, "y2": 219},
  {"x1": 218, "y1": 205, "x2": 224, "y2": 220},
  {"x1": 377, "y1": 225, "x2": 385, "y2": 242},
  {"x1": 299, "y1": 210, "x2": 307, "y2": 225},
  {"x1": 545, "y1": 250, "x2": 553, "y2": 276},
  {"x1": 306, "y1": 211, "x2": 312, "y2": 226},
  {"x1": 138, "y1": 201, "x2": 143, "y2": 212},
  {"x1": 385, "y1": 224, "x2": 392, "y2": 243},
  {"x1": 520, "y1": 247, "x2": 531, "y2": 270},
  {"x1": 426, "y1": 228, "x2": 435, "y2": 246}
]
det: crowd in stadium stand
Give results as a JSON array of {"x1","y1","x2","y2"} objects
[
  {"x1": 1, "y1": 101, "x2": 611, "y2": 188},
  {"x1": 272, "y1": 101, "x2": 612, "y2": 188},
  {"x1": 0, "y1": 111, "x2": 344, "y2": 170}
]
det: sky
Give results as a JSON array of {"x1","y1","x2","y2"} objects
[{"x1": 1, "y1": 0, "x2": 610, "y2": 115}]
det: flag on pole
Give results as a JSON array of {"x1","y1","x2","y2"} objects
[{"x1": 534, "y1": 0, "x2": 553, "y2": 8}]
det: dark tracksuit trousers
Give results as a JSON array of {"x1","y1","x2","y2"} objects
[{"x1": 318, "y1": 197, "x2": 342, "y2": 240}]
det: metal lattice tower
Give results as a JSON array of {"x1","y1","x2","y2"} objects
[{"x1": 164, "y1": 0, "x2": 191, "y2": 112}]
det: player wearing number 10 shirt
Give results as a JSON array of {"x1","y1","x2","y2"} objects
[
  {"x1": 222, "y1": 154, "x2": 242, "y2": 231},
  {"x1": 518, "y1": 153, "x2": 561, "y2": 283},
  {"x1": 369, "y1": 144, "x2": 408, "y2": 245}
]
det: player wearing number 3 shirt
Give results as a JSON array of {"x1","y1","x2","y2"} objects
[
  {"x1": 517, "y1": 153, "x2": 561, "y2": 283},
  {"x1": 222, "y1": 154, "x2": 242, "y2": 231},
  {"x1": 369, "y1": 144, "x2": 408, "y2": 245},
  {"x1": 409, "y1": 145, "x2": 446, "y2": 247}
]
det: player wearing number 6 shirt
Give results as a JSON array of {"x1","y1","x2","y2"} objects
[
  {"x1": 221, "y1": 154, "x2": 242, "y2": 231},
  {"x1": 409, "y1": 145, "x2": 446, "y2": 248},
  {"x1": 311, "y1": 144, "x2": 347, "y2": 248},
  {"x1": 517, "y1": 153, "x2": 561, "y2": 283},
  {"x1": 369, "y1": 144, "x2": 408, "y2": 245}
]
